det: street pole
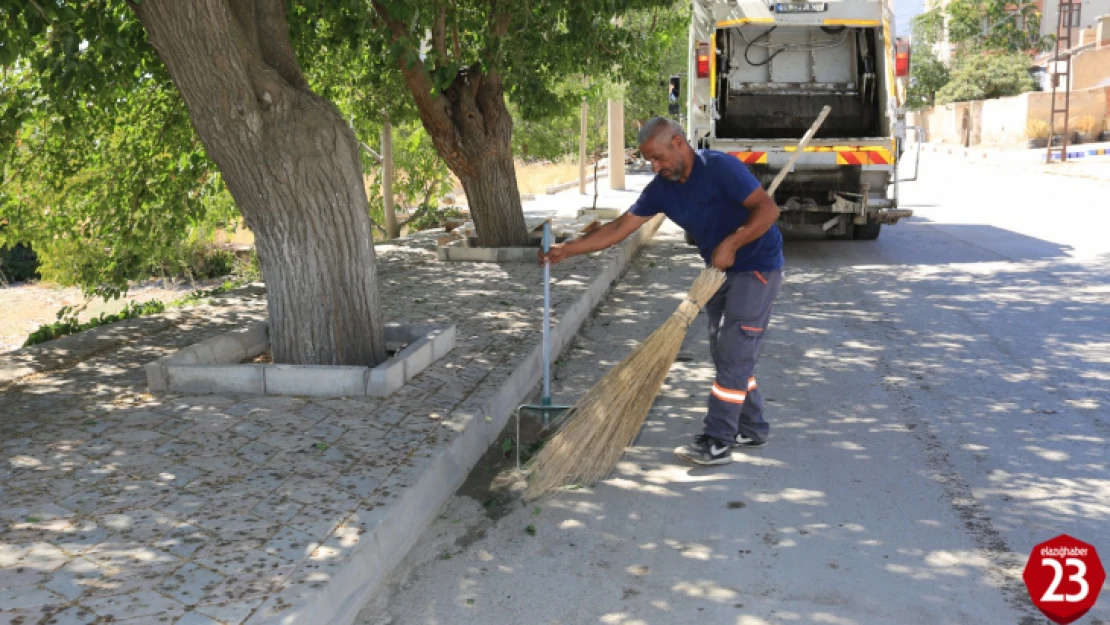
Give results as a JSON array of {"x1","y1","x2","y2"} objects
[
  {"x1": 608, "y1": 99, "x2": 625, "y2": 191},
  {"x1": 579, "y1": 100, "x2": 588, "y2": 195},
  {"x1": 382, "y1": 119, "x2": 398, "y2": 239}
]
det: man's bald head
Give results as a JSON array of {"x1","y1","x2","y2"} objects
[{"x1": 637, "y1": 117, "x2": 684, "y2": 148}]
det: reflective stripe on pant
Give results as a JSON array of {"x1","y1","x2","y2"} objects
[{"x1": 703, "y1": 269, "x2": 783, "y2": 443}]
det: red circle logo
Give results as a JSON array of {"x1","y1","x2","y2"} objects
[{"x1": 1022, "y1": 534, "x2": 1105, "y2": 624}]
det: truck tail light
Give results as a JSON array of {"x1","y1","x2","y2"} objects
[
  {"x1": 894, "y1": 38, "x2": 910, "y2": 77},
  {"x1": 696, "y1": 43, "x2": 710, "y2": 78}
]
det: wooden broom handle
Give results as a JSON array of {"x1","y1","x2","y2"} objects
[{"x1": 765, "y1": 105, "x2": 832, "y2": 196}]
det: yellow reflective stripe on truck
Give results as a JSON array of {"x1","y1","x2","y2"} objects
[
  {"x1": 883, "y1": 17, "x2": 898, "y2": 108},
  {"x1": 710, "y1": 32, "x2": 717, "y2": 99},
  {"x1": 728, "y1": 152, "x2": 769, "y2": 164},
  {"x1": 776, "y1": 146, "x2": 894, "y2": 165},
  {"x1": 716, "y1": 17, "x2": 775, "y2": 27}
]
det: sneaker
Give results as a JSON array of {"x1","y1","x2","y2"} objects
[
  {"x1": 675, "y1": 434, "x2": 733, "y2": 466},
  {"x1": 734, "y1": 434, "x2": 768, "y2": 448}
]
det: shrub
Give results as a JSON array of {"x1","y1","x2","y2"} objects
[
  {"x1": 1025, "y1": 120, "x2": 1051, "y2": 139},
  {"x1": 0, "y1": 244, "x2": 40, "y2": 283}
]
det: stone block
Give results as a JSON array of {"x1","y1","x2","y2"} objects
[
  {"x1": 366, "y1": 358, "x2": 405, "y2": 397},
  {"x1": 188, "y1": 342, "x2": 218, "y2": 365},
  {"x1": 397, "y1": 337, "x2": 433, "y2": 382},
  {"x1": 383, "y1": 322, "x2": 411, "y2": 346},
  {"x1": 205, "y1": 335, "x2": 247, "y2": 364},
  {"x1": 438, "y1": 243, "x2": 537, "y2": 263},
  {"x1": 167, "y1": 365, "x2": 265, "y2": 395},
  {"x1": 264, "y1": 365, "x2": 367, "y2": 397},
  {"x1": 426, "y1": 324, "x2": 456, "y2": 360},
  {"x1": 577, "y1": 207, "x2": 621, "y2": 220},
  {"x1": 168, "y1": 348, "x2": 201, "y2": 365},
  {"x1": 146, "y1": 362, "x2": 169, "y2": 393},
  {"x1": 238, "y1": 322, "x2": 269, "y2": 353},
  {"x1": 441, "y1": 246, "x2": 497, "y2": 262}
]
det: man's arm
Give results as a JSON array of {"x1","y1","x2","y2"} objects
[
  {"x1": 710, "y1": 187, "x2": 780, "y2": 271},
  {"x1": 540, "y1": 211, "x2": 651, "y2": 265}
]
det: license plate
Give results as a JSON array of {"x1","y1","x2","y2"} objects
[{"x1": 773, "y1": 2, "x2": 828, "y2": 12}]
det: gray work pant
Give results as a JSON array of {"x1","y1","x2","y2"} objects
[{"x1": 703, "y1": 269, "x2": 783, "y2": 444}]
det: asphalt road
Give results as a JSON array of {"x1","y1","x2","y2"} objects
[{"x1": 357, "y1": 152, "x2": 1110, "y2": 625}]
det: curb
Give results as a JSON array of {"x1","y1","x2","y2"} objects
[
  {"x1": 545, "y1": 168, "x2": 610, "y2": 194},
  {"x1": 919, "y1": 142, "x2": 1110, "y2": 162},
  {"x1": 146, "y1": 321, "x2": 456, "y2": 398},
  {"x1": 246, "y1": 214, "x2": 666, "y2": 625}
]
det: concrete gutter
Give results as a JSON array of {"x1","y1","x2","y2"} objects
[{"x1": 247, "y1": 214, "x2": 665, "y2": 625}]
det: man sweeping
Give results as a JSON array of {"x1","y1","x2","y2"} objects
[{"x1": 539, "y1": 117, "x2": 784, "y2": 466}]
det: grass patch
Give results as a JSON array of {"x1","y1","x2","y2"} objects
[{"x1": 514, "y1": 159, "x2": 582, "y2": 195}]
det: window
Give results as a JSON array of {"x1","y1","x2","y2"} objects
[{"x1": 1061, "y1": 3, "x2": 1081, "y2": 28}]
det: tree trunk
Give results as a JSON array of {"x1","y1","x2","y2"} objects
[
  {"x1": 453, "y1": 131, "x2": 528, "y2": 248},
  {"x1": 428, "y1": 67, "x2": 528, "y2": 248},
  {"x1": 375, "y1": 18, "x2": 529, "y2": 247},
  {"x1": 134, "y1": 0, "x2": 387, "y2": 367}
]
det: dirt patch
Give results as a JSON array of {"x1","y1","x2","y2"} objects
[
  {"x1": 453, "y1": 408, "x2": 564, "y2": 533},
  {"x1": 0, "y1": 277, "x2": 226, "y2": 355}
]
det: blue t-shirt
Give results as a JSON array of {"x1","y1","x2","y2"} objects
[{"x1": 629, "y1": 149, "x2": 784, "y2": 272}]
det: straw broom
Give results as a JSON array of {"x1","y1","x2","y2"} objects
[
  {"x1": 523, "y1": 267, "x2": 725, "y2": 499},
  {"x1": 523, "y1": 106, "x2": 832, "y2": 501}
]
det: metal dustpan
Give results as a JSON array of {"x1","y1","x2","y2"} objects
[{"x1": 515, "y1": 220, "x2": 573, "y2": 470}]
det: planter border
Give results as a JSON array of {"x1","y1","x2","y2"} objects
[{"x1": 145, "y1": 321, "x2": 456, "y2": 398}]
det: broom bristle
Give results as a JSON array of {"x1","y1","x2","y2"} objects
[{"x1": 524, "y1": 267, "x2": 726, "y2": 500}]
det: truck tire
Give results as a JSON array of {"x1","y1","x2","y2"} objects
[
  {"x1": 684, "y1": 230, "x2": 697, "y2": 246},
  {"x1": 853, "y1": 221, "x2": 882, "y2": 240}
]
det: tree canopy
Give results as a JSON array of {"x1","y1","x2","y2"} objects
[
  {"x1": 906, "y1": 0, "x2": 1047, "y2": 108},
  {"x1": 1, "y1": 0, "x2": 686, "y2": 295}
]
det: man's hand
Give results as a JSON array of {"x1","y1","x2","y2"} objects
[
  {"x1": 538, "y1": 243, "x2": 571, "y2": 266},
  {"x1": 710, "y1": 239, "x2": 737, "y2": 271}
]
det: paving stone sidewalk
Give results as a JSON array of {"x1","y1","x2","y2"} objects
[{"x1": 0, "y1": 178, "x2": 656, "y2": 625}]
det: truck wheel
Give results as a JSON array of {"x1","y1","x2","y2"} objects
[
  {"x1": 684, "y1": 231, "x2": 697, "y2": 246},
  {"x1": 853, "y1": 221, "x2": 882, "y2": 240}
]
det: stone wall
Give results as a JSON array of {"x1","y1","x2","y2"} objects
[
  {"x1": 913, "y1": 87, "x2": 1110, "y2": 148},
  {"x1": 1073, "y1": 45, "x2": 1110, "y2": 90}
]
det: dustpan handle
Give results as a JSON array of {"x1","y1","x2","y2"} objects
[{"x1": 542, "y1": 221, "x2": 552, "y2": 405}]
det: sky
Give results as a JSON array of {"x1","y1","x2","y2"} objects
[{"x1": 893, "y1": 0, "x2": 926, "y2": 37}]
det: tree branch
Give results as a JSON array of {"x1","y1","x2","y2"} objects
[
  {"x1": 227, "y1": 0, "x2": 262, "y2": 60},
  {"x1": 490, "y1": 0, "x2": 511, "y2": 38},
  {"x1": 452, "y1": 0, "x2": 461, "y2": 59},
  {"x1": 434, "y1": 2, "x2": 448, "y2": 62},
  {"x1": 27, "y1": 0, "x2": 50, "y2": 22},
  {"x1": 208, "y1": 0, "x2": 283, "y2": 111},
  {"x1": 255, "y1": 0, "x2": 309, "y2": 90},
  {"x1": 359, "y1": 140, "x2": 382, "y2": 163},
  {"x1": 369, "y1": 0, "x2": 456, "y2": 150}
]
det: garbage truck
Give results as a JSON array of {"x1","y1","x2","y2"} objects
[{"x1": 685, "y1": 0, "x2": 915, "y2": 239}]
